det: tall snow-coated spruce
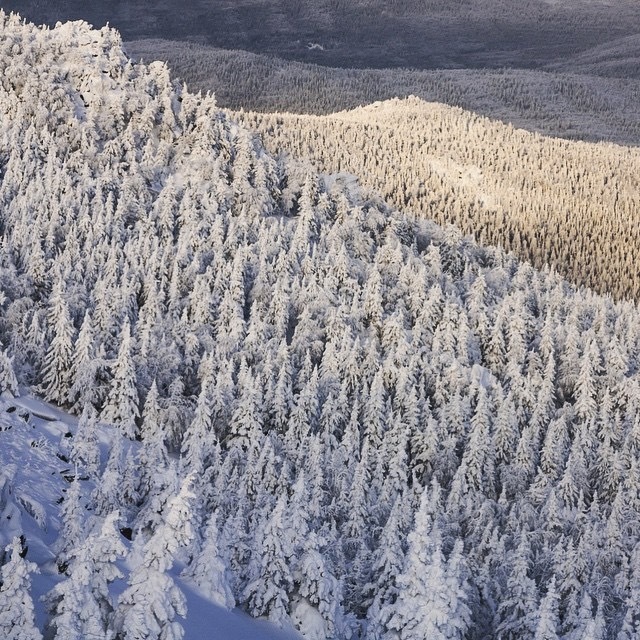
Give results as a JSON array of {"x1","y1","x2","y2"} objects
[
  {"x1": 533, "y1": 576, "x2": 560, "y2": 640},
  {"x1": 56, "y1": 474, "x2": 85, "y2": 570},
  {"x1": 0, "y1": 345, "x2": 19, "y2": 397},
  {"x1": 101, "y1": 320, "x2": 140, "y2": 439},
  {"x1": 385, "y1": 485, "x2": 471, "y2": 640},
  {"x1": 45, "y1": 512, "x2": 127, "y2": 640},
  {"x1": 92, "y1": 433, "x2": 124, "y2": 516},
  {"x1": 115, "y1": 475, "x2": 196, "y2": 640},
  {"x1": 365, "y1": 499, "x2": 406, "y2": 640},
  {"x1": 495, "y1": 532, "x2": 539, "y2": 639},
  {"x1": 40, "y1": 280, "x2": 75, "y2": 405},
  {"x1": 71, "y1": 403, "x2": 101, "y2": 478},
  {"x1": 0, "y1": 538, "x2": 42, "y2": 640},
  {"x1": 183, "y1": 510, "x2": 235, "y2": 609},
  {"x1": 244, "y1": 493, "x2": 295, "y2": 628},
  {"x1": 291, "y1": 531, "x2": 345, "y2": 640},
  {"x1": 181, "y1": 354, "x2": 217, "y2": 475},
  {"x1": 137, "y1": 380, "x2": 170, "y2": 502},
  {"x1": 68, "y1": 311, "x2": 99, "y2": 413}
]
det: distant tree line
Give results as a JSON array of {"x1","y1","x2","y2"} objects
[{"x1": 125, "y1": 39, "x2": 640, "y2": 147}]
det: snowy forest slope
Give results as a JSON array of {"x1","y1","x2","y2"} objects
[
  {"x1": 237, "y1": 99, "x2": 640, "y2": 301},
  {"x1": 0, "y1": 392, "x2": 302, "y2": 640},
  {"x1": 4, "y1": 12, "x2": 640, "y2": 640}
]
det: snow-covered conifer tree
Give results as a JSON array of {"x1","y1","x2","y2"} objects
[
  {"x1": 0, "y1": 538, "x2": 42, "y2": 640},
  {"x1": 181, "y1": 355, "x2": 216, "y2": 474},
  {"x1": 137, "y1": 380, "x2": 170, "y2": 501},
  {"x1": 184, "y1": 511, "x2": 235, "y2": 609},
  {"x1": 45, "y1": 512, "x2": 126, "y2": 640},
  {"x1": 71, "y1": 403, "x2": 101, "y2": 478},
  {"x1": 244, "y1": 493, "x2": 294, "y2": 627},
  {"x1": 92, "y1": 434, "x2": 124, "y2": 516},
  {"x1": 385, "y1": 487, "x2": 470, "y2": 640},
  {"x1": 40, "y1": 281, "x2": 75, "y2": 404},
  {"x1": 534, "y1": 576, "x2": 560, "y2": 640},
  {"x1": 67, "y1": 311, "x2": 99, "y2": 413},
  {"x1": 291, "y1": 532, "x2": 345, "y2": 640},
  {"x1": 575, "y1": 337, "x2": 601, "y2": 424},
  {"x1": 618, "y1": 543, "x2": 640, "y2": 638},
  {"x1": 462, "y1": 383, "x2": 495, "y2": 496},
  {"x1": 56, "y1": 475, "x2": 85, "y2": 570},
  {"x1": 115, "y1": 476, "x2": 195, "y2": 640},
  {"x1": 495, "y1": 533, "x2": 539, "y2": 639},
  {"x1": 101, "y1": 321, "x2": 140, "y2": 439},
  {"x1": 0, "y1": 347, "x2": 19, "y2": 397},
  {"x1": 364, "y1": 499, "x2": 406, "y2": 640}
]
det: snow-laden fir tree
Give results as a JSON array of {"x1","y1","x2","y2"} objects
[
  {"x1": 183, "y1": 510, "x2": 235, "y2": 609},
  {"x1": 71, "y1": 403, "x2": 101, "y2": 478},
  {"x1": 385, "y1": 486, "x2": 471, "y2": 640},
  {"x1": 40, "y1": 281, "x2": 75, "y2": 405},
  {"x1": 243, "y1": 492, "x2": 295, "y2": 627},
  {"x1": 92, "y1": 434, "x2": 124, "y2": 517},
  {"x1": 291, "y1": 531, "x2": 346, "y2": 640},
  {"x1": 495, "y1": 532, "x2": 539, "y2": 639},
  {"x1": 45, "y1": 512, "x2": 127, "y2": 640},
  {"x1": 67, "y1": 311, "x2": 99, "y2": 413},
  {"x1": 0, "y1": 537, "x2": 42, "y2": 640},
  {"x1": 534, "y1": 576, "x2": 560, "y2": 640},
  {"x1": 56, "y1": 475, "x2": 85, "y2": 570},
  {"x1": 0, "y1": 346, "x2": 19, "y2": 397},
  {"x1": 364, "y1": 499, "x2": 406, "y2": 640},
  {"x1": 137, "y1": 380, "x2": 170, "y2": 502},
  {"x1": 114, "y1": 476, "x2": 195, "y2": 640},
  {"x1": 101, "y1": 321, "x2": 139, "y2": 439}
]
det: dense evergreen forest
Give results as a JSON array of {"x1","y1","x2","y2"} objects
[
  {"x1": 237, "y1": 100, "x2": 640, "y2": 301},
  {"x1": 3, "y1": 13, "x2": 640, "y2": 640}
]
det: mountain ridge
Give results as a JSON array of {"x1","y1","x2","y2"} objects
[{"x1": 3, "y1": 13, "x2": 640, "y2": 640}]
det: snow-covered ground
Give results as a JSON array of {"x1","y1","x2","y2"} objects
[{"x1": 0, "y1": 392, "x2": 301, "y2": 640}]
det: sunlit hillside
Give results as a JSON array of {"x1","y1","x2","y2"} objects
[{"x1": 238, "y1": 98, "x2": 640, "y2": 301}]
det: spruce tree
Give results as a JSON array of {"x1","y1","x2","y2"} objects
[
  {"x1": 71, "y1": 403, "x2": 101, "y2": 478},
  {"x1": 0, "y1": 346, "x2": 19, "y2": 397},
  {"x1": 115, "y1": 476, "x2": 195, "y2": 640},
  {"x1": 45, "y1": 512, "x2": 126, "y2": 640},
  {"x1": 386, "y1": 487, "x2": 471, "y2": 640},
  {"x1": 0, "y1": 538, "x2": 42, "y2": 640},
  {"x1": 101, "y1": 321, "x2": 140, "y2": 439},
  {"x1": 40, "y1": 281, "x2": 75, "y2": 405},
  {"x1": 184, "y1": 511, "x2": 235, "y2": 609},
  {"x1": 534, "y1": 577, "x2": 560, "y2": 640},
  {"x1": 243, "y1": 493, "x2": 294, "y2": 627}
]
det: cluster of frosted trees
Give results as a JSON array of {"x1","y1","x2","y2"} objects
[
  {"x1": 238, "y1": 99, "x2": 640, "y2": 301},
  {"x1": 4, "y1": 14, "x2": 640, "y2": 639}
]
